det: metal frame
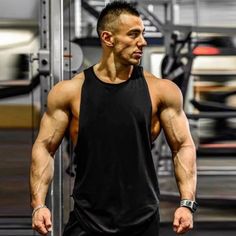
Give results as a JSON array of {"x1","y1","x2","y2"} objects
[
  {"x1": 152, "y1": 0, "x2": 236, "y2": 178},
  {"x1": 39, "y1": 0, "x2": 51, "y2": 112},
  {"x1": 50, "y1": 0, "x2": 64, "y2": 235},
  {"x1": 154, "y1": 0, "x2": 236, "y2": 54},
  {"x1": 39, "y1": 0, "x2": 64, "y2": 235}
]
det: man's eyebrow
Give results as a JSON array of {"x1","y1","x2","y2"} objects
[{"x1": 128, "y1": 28, "x2": 145, "y2": 33}]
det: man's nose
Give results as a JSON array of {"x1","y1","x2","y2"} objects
[{"x1": 138, "y1": 35, "x2": 147, "y2": 47}]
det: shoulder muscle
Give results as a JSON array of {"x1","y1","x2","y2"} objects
[
  {"x1": 157, "y1": 79, "x2": 183, "y2": 111},
  {"x1": 143, "y1": 70, "x2": 184, "y2": 116},
  {"x1": 47, "y1": 72, "x2": 84, "y2": 114}
]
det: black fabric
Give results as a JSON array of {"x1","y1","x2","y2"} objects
[
  {"x1": 72, "y1": 65, "x2": 160, "y2": 235},
  {"x1": 63, "y1": 211, "x2": 160, "y2": 236}
]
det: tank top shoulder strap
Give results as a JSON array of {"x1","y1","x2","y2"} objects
[{"x1": 83, "y1": 66, "x2": 94, "y2": 80}]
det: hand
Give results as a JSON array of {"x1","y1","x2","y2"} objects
[
  {"x1": 173, "y1": 207, "x2": 193, "y2": 234},
  {"x1": 32, "y1": 207, "x2": 52, "y2": 235}
]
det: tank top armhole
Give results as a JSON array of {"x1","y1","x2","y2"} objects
[{"x1": 139, "y1": 66, "x2": 153, "y2": 146}]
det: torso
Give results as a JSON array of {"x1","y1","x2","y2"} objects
[{"x1": 68, "y1": 68, "x2": 162, "y2": 145}]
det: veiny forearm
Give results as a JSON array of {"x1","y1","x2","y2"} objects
[
  {"x1": 30, "y1": 143, "x2": 54, "y2": 208},
  {"x1": 173, "y1": 144, "x2": 197, "y2": 200}
]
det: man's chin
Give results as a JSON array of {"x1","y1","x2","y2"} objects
[
  {"x1": 122, "y1": 58, "x2": 141, "y2": 66},
  {"x1": 130, "y1": 58, "x2": 141, "y2": 65}
]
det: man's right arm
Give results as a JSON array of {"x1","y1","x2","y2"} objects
[{"x1": 30, "y1": 81, "x2": 71, "y2": 235}]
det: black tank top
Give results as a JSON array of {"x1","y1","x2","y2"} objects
[{"x1": 73, "y1": 65, "x2": 159, "y2": 234}]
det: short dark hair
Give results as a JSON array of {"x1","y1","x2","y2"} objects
[{"x1": 97, "y1": 1, "x2": 140, "y2": 37}]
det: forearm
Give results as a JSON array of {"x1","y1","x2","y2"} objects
[
  {"x1": 30, "y1": 143, "x2": 54, "y2": 208},
  {"x1": 173, "y1": 145, "x2": 197, "y2": 200}
]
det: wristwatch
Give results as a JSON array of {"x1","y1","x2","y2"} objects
[{"x1": 180, "y1": 199, "x2": 198, "y2": 213}]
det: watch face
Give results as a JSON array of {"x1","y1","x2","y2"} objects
[
  {"x1": 180, "y1": 200, "x2": 198, "y2": 213},
  {"x1": 186, "y1": 200, "x2": 192, "y2": 207}
]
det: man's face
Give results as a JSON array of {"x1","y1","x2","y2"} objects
[{"x1": 112, "y1": 13, "x2": 147, "y2": 66}]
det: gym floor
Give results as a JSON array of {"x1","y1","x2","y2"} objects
[{"x1": 0, "y1": 129, "x2": 236, "y2": 235}]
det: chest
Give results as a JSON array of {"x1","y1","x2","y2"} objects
[
  {"x1": 70, "y1": 76, "x2": 161, "y2": 144},
  {"x1": 83, "y1": 82, "x2": 152, "y2": 127}
]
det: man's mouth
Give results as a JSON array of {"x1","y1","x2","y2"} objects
[{"x1": 133, "y1": 51, "x2": 143, "y2": 58}]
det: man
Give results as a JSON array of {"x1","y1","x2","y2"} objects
[{"x1": 30, "y1": 1, "x2": 197, "y2": 235}]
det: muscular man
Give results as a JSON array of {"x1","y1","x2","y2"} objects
[{"x1": 30, "y1": 1, "x2": 197, "y2": 235}]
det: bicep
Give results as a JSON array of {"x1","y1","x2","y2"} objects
[
  {"x1": 159, "y1": 81, "x2": 193, "y2": 152},
  {"x1": 36, "y1": 109, "x2": 69, "y2": 154},
  {"x1": 34, "y1": 85, "x2": 70, "y2": 155}
]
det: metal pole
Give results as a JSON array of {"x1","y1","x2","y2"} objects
[
  {"x1": 163, "y1": 1, "x2": 172, "y2": 55},
  {"x1": 39, "y1": 0, "x2": 51, "y2": 114},
  {"x1": 39, "y1": 0, "x2": 54, "y2": 234},
  {"x1": 195, "y1": 0, "x2": 200, "y2": 27},
  {"x1": 50, "y1": 0, "x2": 64, "y2": 235},
  {"x1": 75, "y1": 0, "x2": 82, "y2": 38}
]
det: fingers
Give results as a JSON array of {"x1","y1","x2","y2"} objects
[
  {"x1": 45, "y1": 216, "x2": 52, "y2": 232},
  {"x1": 174, "y1": 221, "x2": 193, "y2": 234},
  {"x1": 32, "y1": 208, "x2": 52, "y2": 235},
  {"x1": 33, "y1": 221, "x2": 49, "y2": 235},
  {"x1": 173, "y1": 214, "x2": 180, "y2": 233},
  {"x1": 173, "y1": 207, "x2": 193, "y2": 234}
]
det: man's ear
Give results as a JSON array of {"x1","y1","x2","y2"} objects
[{"x1": 101, "y1": 31, "x2": 114, "y2": 47}]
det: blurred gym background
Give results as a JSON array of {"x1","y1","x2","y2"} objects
[{"x1": 0, "y1": 0, "x2": 236, "y2": 235}]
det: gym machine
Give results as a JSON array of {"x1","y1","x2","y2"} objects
[
  {"x1": 159, "y1": 31, "x2": 236, "y2": 172},
  {"x1": 155, "y1": 14, "x2": 236, "y2": 213}
]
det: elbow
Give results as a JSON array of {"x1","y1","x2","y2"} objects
[
  {"x1": 32, "y1": 141, "x2": 54, "y2": 160},
  {"x1": 172, "y1": 142, "x2": 196, "y2": 157}
]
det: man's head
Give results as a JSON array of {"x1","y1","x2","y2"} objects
[
  {"x1": 97, "y1": 1, "x2": 147, "y2": 66},
  {"x1": 97, "y1": 1, "x2": 140, "y2": 38}
]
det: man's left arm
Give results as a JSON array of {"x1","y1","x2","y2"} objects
[{"x1": 158, "y1": 80, "x2": 197, "y2": 234}]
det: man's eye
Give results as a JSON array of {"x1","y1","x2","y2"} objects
[{"x1": 129, "y1": 32, "x2": 138, "y2": 38}]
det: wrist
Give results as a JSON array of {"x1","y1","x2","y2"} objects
[
  {"x1": 32, "y1": 204, "x2": 47, "y2": 217},
  {"x1": 31, "y1": 199, "x2": 45, "y2": 209},
  {"x1": 180, "y1": 199, "x2": 198, "y2": 213}
]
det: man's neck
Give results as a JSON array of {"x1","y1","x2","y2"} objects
[{"x1": 94, "y1": 60, "x2": 134, "y2": 83}]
